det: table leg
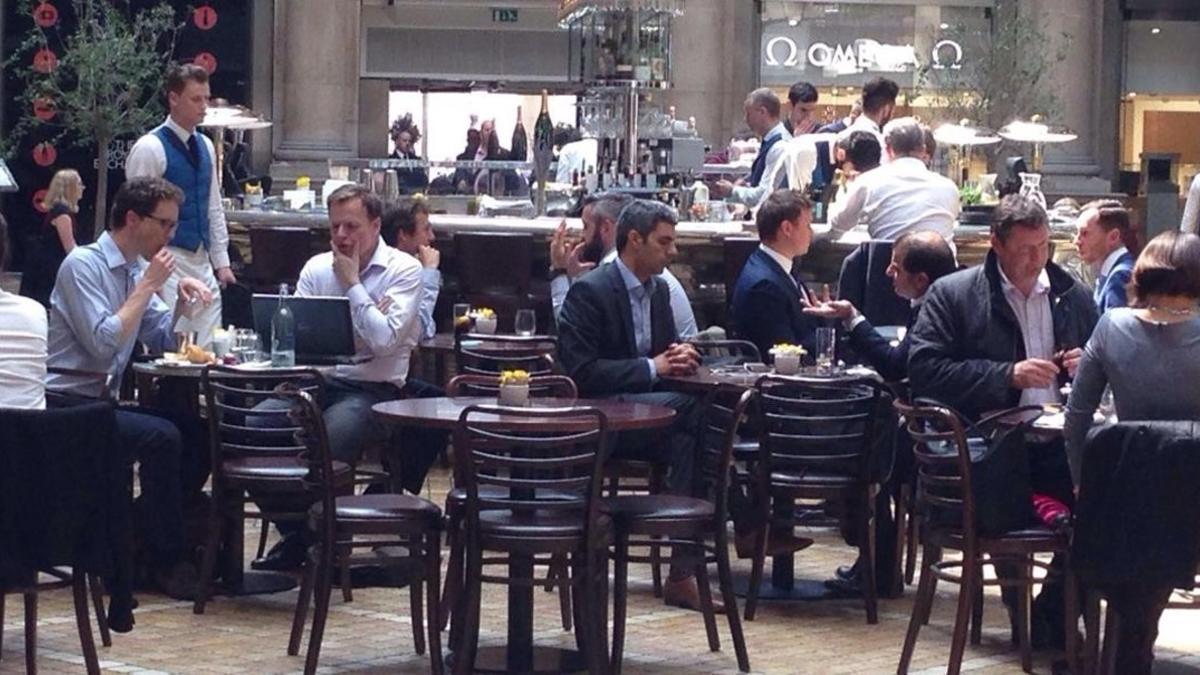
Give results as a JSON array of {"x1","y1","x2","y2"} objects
[
  {"x1": 733, "y1": 497, "x2": 837, "y2": 601},
  {"x1": 216, "y1": 501, "x2": 297, "y2": 596}
]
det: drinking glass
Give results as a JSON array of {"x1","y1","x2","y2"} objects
[
  {"x1": 514, "y1": 309, "x2": 536, "y2": 336},
  {"x1": 453, "y1": 303, "x2": 471, "y2": 334},
  {"x1": 815, "y1": 327, "x2": 837, "y2": 374}
]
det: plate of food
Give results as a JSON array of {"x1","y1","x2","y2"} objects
[{"x1": 153, "y1": 344, "x2": 216, "y2": 368}]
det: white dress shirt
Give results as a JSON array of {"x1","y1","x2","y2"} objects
[
  {"x1": 555, "y1": 138, "x2": 599, "y2": 184},
  {"x1": 125, "y1": 116, "x2": 231, "y2": 270},
  {"x1": 997, "y1": 266, "x2": 1059, "y2": 407},
  {"x1": 825, "y1": 157, "x2": 960, "y2": 242},
  {"x1": 730, "y1": 122, "x2": 790, "y2": 208},
  {"x1": 550, "y1": 248, "x2": 698, "y2": 339},
  {"x1": 0, "y1": 290, "x2": 48, "y2": 409},
  {"x1": 1098, "y1": 246, "x2": 1130, "y2": 280},
  {"x1": 296, "y1": 239, "x2": 423, "y2": 388}
]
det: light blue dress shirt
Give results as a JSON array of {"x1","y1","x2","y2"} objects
[
  {"x1": 418, "y1": 267, "x2": 441, "y2": 341},
  {"x1": 47, "y1": 232, "x2": 176, "y2": 398},
  {"x1": 613, "y1": 257, "x2": 658, "y2": 380}
]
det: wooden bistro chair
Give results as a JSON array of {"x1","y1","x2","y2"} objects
[
  {"x1": 194, "y1": 366, "x2": 333, "y2": 614},
  {"x1": 450, "y1": 404, "x2": 611, "y2": 675},
  {"x1": 895, "y1": 401, "x2": 1078, "y2": 675},
  {"x1": 281, "y1": 386, "x2": 444, "y2": 675},
  {"x1": 440, "y1": 374, "x2": 579, "y2": 633},
  {"x1": 0, "y1": 402, "x2": 123, "y2": 675},
  {"x1": 605, "y1": 385, "x2": 754, "y2": 673},
  {"x1": 454, "y1": 332, "x2": 559, "y2": 378},
  {"x1": 745, "y1": 375, "x2": 889, "y2": 624}
]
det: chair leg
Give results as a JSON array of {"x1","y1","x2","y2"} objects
[
  {"x1": 1083, "y1": 590, "x2": 1102, "y2": 675},
  {"x1": 584, "y1": 546, "x2": 610, "y2": 675},
  {"x1": 649, "y1": 536, "x2": 664, "y2": 598},
  {"x1": 303, "y1": 544, "x2": 335, "y2": 675},
  {"x1": 904, "y1": 496, "x2": 919, "y2": 585},
  {"x1": 897, "y1": 542, "x2": 938, "y2": 674},
  {"x1": 339, "y1": 541, "x2": 353, "y2": 603},
  {"x1": 743, "y1": 519, "x2": 768, "y2": 621},
  {"x1": 24, "y1": 591, "x2": 37, "y2": 675},
  {"x1": 452, "y1": 545, "x2": 483, "y2": 675},
  {"x1": 714, "y1": 529, "x2": 750, "y2": 673},
  {"x1": 1064, "y1": 562, "x2": 1079, "y2": 675},
  {"x1": 860, "y1": 489, "x2": 879, "y2": 625},
  {"x1": 696, "y1": 556, "x2": 721, "y2": 652},
  {"x1": 72, "y1": 574, "x2": 101, "y2": 675},
  {"x1": 1099, "y1": 602, "x2": 1119, "y2": 675},
  {"x1": 1, "y1": 591, "x2": 5, "y2": 658},
  {"x1": 550, "y1": 554, "x2": 573, "y2": 631},
  {"x1": 425, "y1": 531, "x2": 445, "y2": 675},
  {"x1": 946, "y1": 558, "x2": 977, "y2": 675},
  {"x1": 87, "y1": 575, "x2": 111, "y2": 648},
  {"x1": 969, "y1": 577, "x2": 984, "y2": 645},
  {"x1": 409, "y1": 576, "x2": 426, "y2": 655},
  {"x1": 441, "y1": 518, "x2": 463, "y2": 632},
  {"x1": 610, "y1": 533, "x2": 629, "y2": 675},
  {"x1": 919, "y1": 545, "x2": 942, "y2": 626},
  {"x1": 288, "y1": 546, "x2": 317, "y2": 656},
  {"x1": 193, "y1": 494, "x2": 226, "y2": 615},
  {"x1": 891, "y1": 488, "x2": 907, "y2": 596},
  {"x1": 255, "y1": 517, "x2": 271, "y2": 559},
  {"x1": 1016, "y1": 559, "x2": 1034, "y2": 673}
]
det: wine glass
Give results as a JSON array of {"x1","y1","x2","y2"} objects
[{"x1": 514, "y1": 309, "x2": 536, "y2": 336}]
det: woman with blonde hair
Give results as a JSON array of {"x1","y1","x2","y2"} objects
[{"x1": 20, "y1": 168, "x2": 86, "y2": 307}]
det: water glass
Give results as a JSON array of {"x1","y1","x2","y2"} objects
[
  {"x1": 453, "y1": 303, "x2": 471, "y2": 333},
  {"x1": 815, "y1": 327, "x2": 837, "y2": 374},
  {"x1": 514, "y1": 309, "x2": 536, "y2": 336}
]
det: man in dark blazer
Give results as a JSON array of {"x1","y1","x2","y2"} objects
[
  {"x1": 1074, "y1": 200, "x2": 1135, "y2": 313},
  {"x1": 730, "y1": 189, "x2": 822, "y2": 359},
  {"x1": 805, "y1": 230, "x2": 957, "y2": 382},
  {"x1": 558, "y1": 199, "x2": 713, "y2": 610}
]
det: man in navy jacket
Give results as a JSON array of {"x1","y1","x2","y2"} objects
[
  {"x1": 730, "y1": 189, "x2": 823, "y2": 359},
  {"x1": 1074, "y1": 200, "x2": 1135, "y2": 313}
]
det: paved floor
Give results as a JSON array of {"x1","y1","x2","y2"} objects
[{"x1": 3, "y1": 466, "x2": 1198, "y2": 675}]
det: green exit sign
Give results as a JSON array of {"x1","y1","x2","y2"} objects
[{"x1": 492, "y1": 8, "x2": 519, "y2": 23}]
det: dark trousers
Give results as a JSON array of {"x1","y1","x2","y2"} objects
[
  {"x1": 393, "y1": 378, "x2": 450, "y2": 494},
  {"x1": 1104, "y1": 584, "x2": 1174, "y2": 675},
  {"x1": 608, "y1": 390, "x2": 700, "y2": 496},
  {"x1": 997, "y1": 438, "x2": 1077, "y2": 639},
  {"x1": 49, "y1": 395, "x2": 208, "y2": 568}
]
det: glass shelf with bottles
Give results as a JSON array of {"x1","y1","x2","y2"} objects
[{"x1": 565, "y1": 6, "x2": 676, "y2": 87}]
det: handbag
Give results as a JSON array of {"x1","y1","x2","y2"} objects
[{"x1": 919, "y1": 401, "x2": 1039, "y2": 537}]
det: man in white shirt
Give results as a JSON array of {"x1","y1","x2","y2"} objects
[
  {"x1": 824, "y1": 117, "x2": 960, "y2": 242},
  {"x1": 125, "y1": 63, "x2": 235, "y2": 349},
  {"x1": 711, "y1": 88, "x2": 790, "y2": 208},
  {"x1": 549, "y1": 192, "x2": 698, "y2": 338},
  {"x1": 836, "y1": 77, "x2": 899, "y2": 153},
  {"x1": 252, "y1": 184, "x2": 427, "y2": 571},
  {"x1": 0, "y1": 215, "x2": 47, "y2": 410}
]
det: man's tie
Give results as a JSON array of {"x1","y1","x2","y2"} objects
[{"x1": 186, "y1": 134, "x2": 202, "y2": 166}]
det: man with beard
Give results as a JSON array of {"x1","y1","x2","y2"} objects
[{"x1": 549, "y1": 192, "x2": 697, "y2": 338}]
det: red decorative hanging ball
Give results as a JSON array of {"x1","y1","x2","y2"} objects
[
  {"x1": 32, "y1": 142, "x2": 57, "y2": 167},
  {"x1": 33, "y1": 189, "x2": 49, "y2": 213},
  {"x1": 33, "y1": 2, "x2": 59, "y2": 28},
  {"x1": 33, "y1": 48, "x2": 58, "y2": 73},
  {"x1": 193, "y1": 5, "x2": 218, "y2": 30},
  {"x1": 193, "y1": 52, "x2": 218, "y2": 75},
  {"x1": 33, "y1": 97, "x2": 56, "y2": 121}
]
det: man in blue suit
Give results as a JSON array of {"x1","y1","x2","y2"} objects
[
  {"x1": 730, "y1": 189, "x2": 822, "y2": 359},
  {"x1": 1074, "y1": 200, "x2": 1135, "y2": 313}
]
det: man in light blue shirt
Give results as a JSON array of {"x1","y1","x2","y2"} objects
[
  {"x1": 46, "y1": 176, "x2": 214, "y2": 600},
  {"x1": 549, "y1": 192, "x2": 698, "y2": 338},
  {"x1": 385, "y1": 200, "x2": 440, "y2": 340}
]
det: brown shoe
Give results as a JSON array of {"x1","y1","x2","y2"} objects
[
  {"x1": 734, "y1": 530, "x2": 814, "y2": 559},
  {"x1": 663, "y1": 576, "x2": 725, "y2": 613}
]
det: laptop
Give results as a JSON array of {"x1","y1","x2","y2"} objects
[{"x1": 251, "y1": 294, "x2": 370, "y2": 365}]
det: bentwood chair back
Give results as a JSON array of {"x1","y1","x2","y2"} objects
[
  {"x1": 454, "y1": 333, "x2": 558, "y2": 377},
  {"x1": 446, "y1": 373, "x2": 577, "y2": 399},
  {"x1": 280, "y1": 386, "x2": 443, "y2": 675},
  {"x1": 450, "y1": 404, "x2": 611, "y2": 675},
  {"x1": 895, "y1": 400, "x2": 1077, "y2": 675},
  {"x1": 745, "y1": 375, "x2": 887, "y2": 623},
  {"x1": 193, "y1": 366, "x2": 327, "y2": 614}
]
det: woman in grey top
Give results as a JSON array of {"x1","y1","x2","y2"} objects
[
  {"x1": 1065, "y1": 231, "x2": 1200, "y2": 482},
  {"x1": 1064, "y1": 230, "x2": 1200, "y2": 675}
]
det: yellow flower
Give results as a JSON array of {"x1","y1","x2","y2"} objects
[
  {"x1": 469, "y1": 307, "x2": 495, "y2": 319},
  {"x1": 500, "y1": 369, "x2": 531, "y2": 385},
  {"x1": 770, "y1": 343, "x2": 807, "y2": 356}
]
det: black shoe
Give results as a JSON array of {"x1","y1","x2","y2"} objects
[
  {"x1": 250, "y1": 535, "x2": 306, "y2": 572},
  {"x1": 153, "y1": 561, "x2": 202, "y2": 601},
  {"x1": 823, "y1": 574, "x2": 862, "y2": 597},
  {"x1": 835, "y1": 561, "x2": 860, "y2": 582}
]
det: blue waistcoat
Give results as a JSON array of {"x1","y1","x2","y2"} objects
[
  {"x1": 155, "y1": 126, "x2": 211, "y2": 252},
  {"x1": 749, "y1": 129, "x2": 788, "y2": 189}
]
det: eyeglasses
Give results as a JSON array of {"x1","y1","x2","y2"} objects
[{"x1": 142, "y1": 213, "x2": 178, "y2": 229}]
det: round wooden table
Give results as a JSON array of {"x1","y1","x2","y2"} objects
[{"x1": 373, "y1": 395, "x2": 675, "y2": 674}]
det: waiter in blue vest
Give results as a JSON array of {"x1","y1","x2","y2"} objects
[
  {"x1": 126, "y1": 63, "x2": 235, "y2": 348},
  {"x1": 711, "y1": 88, "x2": 790, "y2": 209}
]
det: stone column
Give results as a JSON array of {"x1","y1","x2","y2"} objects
[
  {"x1": 1025, "y1": 0, "x2": 1119, "y2": 196},
  {"x1": 659, "y1": 0, "x2": 758, "y2": 148},
  {"x1": 270, "y1": 0, "x2": 360, "y2": 180}
]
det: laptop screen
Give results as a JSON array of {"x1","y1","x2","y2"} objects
[{"x1": 251, "y1": 294, "x2": 356, "y2": 359}]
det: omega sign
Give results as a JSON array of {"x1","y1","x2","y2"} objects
[{"x1": 764, "y1": 36, "x2": 964, "y2": 74}]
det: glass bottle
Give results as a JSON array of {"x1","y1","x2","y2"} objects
[
  {"x1": 1018, "y1": 172, "x2": 1047, "y2": 211},
  {"x1": 271, "y1": 283, "x2": 296, "y2": 367}
]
